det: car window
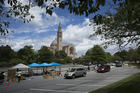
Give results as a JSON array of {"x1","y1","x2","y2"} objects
[
  {"x1": 77, "y1": 68, "x2": 85, "y2": 71},
  {"x1": 77, "y1": 68, "x2": 81, "y2": 71},
  {"x1": 99, "y1": 65, "x2": 105, "y2": 68},
  {"x1": 68, "y1": 68, "x2": 76, "y2": 72}
]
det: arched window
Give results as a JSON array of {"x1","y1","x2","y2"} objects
[{"x1": 70, "y1": 47, "x2": 74, "y2": 55}]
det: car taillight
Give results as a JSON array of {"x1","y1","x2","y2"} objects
[{"x1": 101, "y1": 68, "x2": 104, "y2": 70}]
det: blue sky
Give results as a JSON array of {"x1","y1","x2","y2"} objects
[{"x1": 1, "y1": 0, "x2": 134, "y2": 56}]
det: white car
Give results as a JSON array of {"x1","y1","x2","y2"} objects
[{"x1": 64, "y1": 68, "x2": 87, "y2": 79}]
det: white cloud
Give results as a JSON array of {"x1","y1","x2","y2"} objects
[
  {"x1": 63, "y1": 18, "x2": 105, "y2": 56},
  {"x1": 5, "y1": 0, "x2": 68, "y2": 27},
  {"x1": 27, "y1": 2, "x2": 68, "y2": 26},
  {"x1": 0, "y1": 35, "x2": 55, "y2": 51},
  {"x1": 29, "y1": 6, "x2": 46, "y2": 26},
  {"x1": 63, "y1": 19, "x2": 138, "y2": 56}
]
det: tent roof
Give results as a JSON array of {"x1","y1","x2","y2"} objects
[
  {"x1": 40, "y1": 62, "x2": 51, "y2": 67},
  {"x1": 12, "y1": 63, "x2": 30, "y2": 69},
  {"x1": 28, "y1": 63, "x2": 40, "y2": 67},
  {"x1": 49, "y1": 62, "x2": 61, "y2": 66}
]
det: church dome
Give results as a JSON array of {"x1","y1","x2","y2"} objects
[{"x1": 51, "y1": 38, "x2": 57, "y2": 46}]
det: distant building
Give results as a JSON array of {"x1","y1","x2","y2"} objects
[{"x1": 48, "y1": 23, "x2": 77, "y2": 59}]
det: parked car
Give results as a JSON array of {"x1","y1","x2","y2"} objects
[
  {"x1": 22, "y1": 71, "x2": 33, "y2": 77},
  {"x1": 64, "y1": 67, "x2": 87, "y2": 79},
  {"x1": 110, "y1": 62, "x2": 116, "y2": 66},
  {"x1": 115, "y1": 62, "x2": 122, "y2": 67},
  {"x1": 96, "y1": 64, "x2": 110, "y2": 73}
]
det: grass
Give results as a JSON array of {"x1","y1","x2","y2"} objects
[
  {"x1": 128, "y1": 63, "x2": 140, "y2": 69},
  {"x1": 89, "y1": 73, "x2": 140, "y2": 93}
]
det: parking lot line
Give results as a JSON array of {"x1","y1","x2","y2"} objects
[
  {"x1": 79, "y1": 84, "x2": 105, "y2": 87},
  {"x1": 73, "y1": 80, "x2": 93, "y2": 82},
  {"x1": 30, "y1": 88, "x2": 88, "y2": 93},
  {"x1": 56, "y1": 83, "x2": 105, "y2": 87},
  {"x1": 56, "y1": 84, "x2": 75, "y2": 86}
]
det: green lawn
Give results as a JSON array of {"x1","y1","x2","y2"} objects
[
  {"x1": 89, "y1": 73, "x2": 140, "y2": 93},
  {"x1": 128, "y1": 63, "x2": 140, "y2": 69}
]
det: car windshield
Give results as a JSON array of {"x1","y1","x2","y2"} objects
[
  {"x1": 116, "y1": 62, "x2": 121, "y2": 64},
  {"x1": 68, "y1": 68, "x2": 76, "y2": 72},
  {"x1": 98, "y1": 65, "x2": 105, "y2": 68}
]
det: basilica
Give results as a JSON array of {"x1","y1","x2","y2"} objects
[{"x1": 48, "y1": 24, "x2": 77, "y2": 59}]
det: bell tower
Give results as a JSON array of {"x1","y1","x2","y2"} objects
[{"x1": 57, "y1": 23, "x2": 62, "y2": 51}]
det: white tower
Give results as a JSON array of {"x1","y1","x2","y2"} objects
[{"x1": 57, "y1": 23, "x2": 62, "y2": 51}]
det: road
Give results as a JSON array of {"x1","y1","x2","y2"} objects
[{"x1": 0, "y1": 66, "x2": 140, "y2": 93}]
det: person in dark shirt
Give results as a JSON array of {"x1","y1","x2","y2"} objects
[{"x1": 0, "y1": 72, "x2": 5, "y2": 84}]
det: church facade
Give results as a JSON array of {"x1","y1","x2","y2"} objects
[{"x1": 48, "y1": 24, "x2": 77, "y2": 59}]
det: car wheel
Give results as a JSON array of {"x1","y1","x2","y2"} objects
[
  {"x1": 83, "y1": 73, "x2": 86, "y2": 77},
  {"x1": 72, "y1": 75, "x2": 75, "y2": 79}
]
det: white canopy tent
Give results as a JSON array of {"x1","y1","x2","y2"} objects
[
  {"x1": 10, "y1": 63, "x2": 31, "y2": 78},
  {"x1": 12, "y1": 63, "x2": 30, "y2": 69}
]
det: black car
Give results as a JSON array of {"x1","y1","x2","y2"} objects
[
  {"x1": 96, "y1": 64, "x2": 110, "y2": 73},
  {"x1": 115, "y1": 62, "x2": 122, "y2": 67}
]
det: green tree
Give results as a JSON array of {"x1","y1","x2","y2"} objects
[
  {"x1": 63, "y1": 57, "x2": 73, "y2": 64},
  {"x1": 87, "y1": 45, "x2": 106, "y2": 63},
  {"x1": 136, "y1": 46, "x2": 140, "y2": 62},
  {"x1": 38, "y1": 46, "x2": 54, "y2": 63},
  {"x1": 55, "y1": 50, "x2": 67, "y2": 59},
  {"x1": 9, "y1": 58, "x2": 24, "y2": 66},
  {"x1": 73, "y1": 57, "x2": 83, "y2": 64},
  {"x1": 128, "y1": 48, "x2": 139, "y2": 63},
  {"x1": 0, "y1": 45, "x2": 15, "y2": 61},
  {"x1": 91, "y1": 0, "x2": 140, "y2": 47},
  {"x1": 0, "y1": 61, "x2": 8, "y2": 67},
  {"x1": 114, "y1": 50, "x2": 128, "y2": 63},
  {"x1": 111, "y1": 55, "x2": 121, "y2": 62},
  {"x1": 85, "y1": 49, "x2": 92, "y2": 63},
  {"x1": 55, "y1": 56, "x2": 73, "y2": 64},
  {"x1": 17, "y1": 45, "x2": 35, "y2": 64},
  {"x1": 105, "y1": 52, "x2": 112, "y2": 63},
  {"x1": 0, "y1": 45, "x2": 16, "y2": 66}
]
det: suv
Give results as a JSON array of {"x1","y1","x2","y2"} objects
[{"x1": 64, "y1": 68, "x2": 87, "y2": 79}]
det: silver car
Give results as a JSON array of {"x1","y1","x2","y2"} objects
[{"x1": 64, "y1": 68, "x2": 87, "y2": 79}]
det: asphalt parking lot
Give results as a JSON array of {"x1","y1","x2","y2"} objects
[{"x1": 0, "y1": 66, "x2": 140, "y2": 93}]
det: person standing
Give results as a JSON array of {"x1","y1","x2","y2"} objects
[
  {"x1": 16, "y1": 71, "x2": 22, "y2": 82},
  {"x1": 88, "y1": 66, "x2": 90, "y2": 71},
  {"x1": 58, "y1": 67, "x2": 62, "y2": 76}
]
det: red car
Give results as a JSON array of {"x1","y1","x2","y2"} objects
[{"x1": 96, "y1": 64, "x2": 110, "y2": 73}]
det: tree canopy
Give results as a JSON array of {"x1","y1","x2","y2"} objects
[
  {"x1": 85, "y1": 45, "x2": 107, "y2": 63},
  {"x1": 0, "y1": 0, "x2": 115, "y2": 35},
  {"x1": 55, "y1": 50, "x2": 67, "y2": 59},
  {"x1": 17, "y1": 45, "x2": 36, "y2": 64},
  {"x1": 0, "y1": 0, "x2": 139, "y2": 47},
  {"x1": 91, "y1": 0, "x2": 140, "y2": 47},
  {"x1": 38, "y1": 46, "x2": 54, "y2": 63},
  {"x1": 0, "y1": 44, "x2": 140, "y2": 67},
  {"x1": 0, "y1": 45, "x2": 15, "y2": 61},
  {"x1": 0, "y1": 45, "x2": 75, "y2": 67}
]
